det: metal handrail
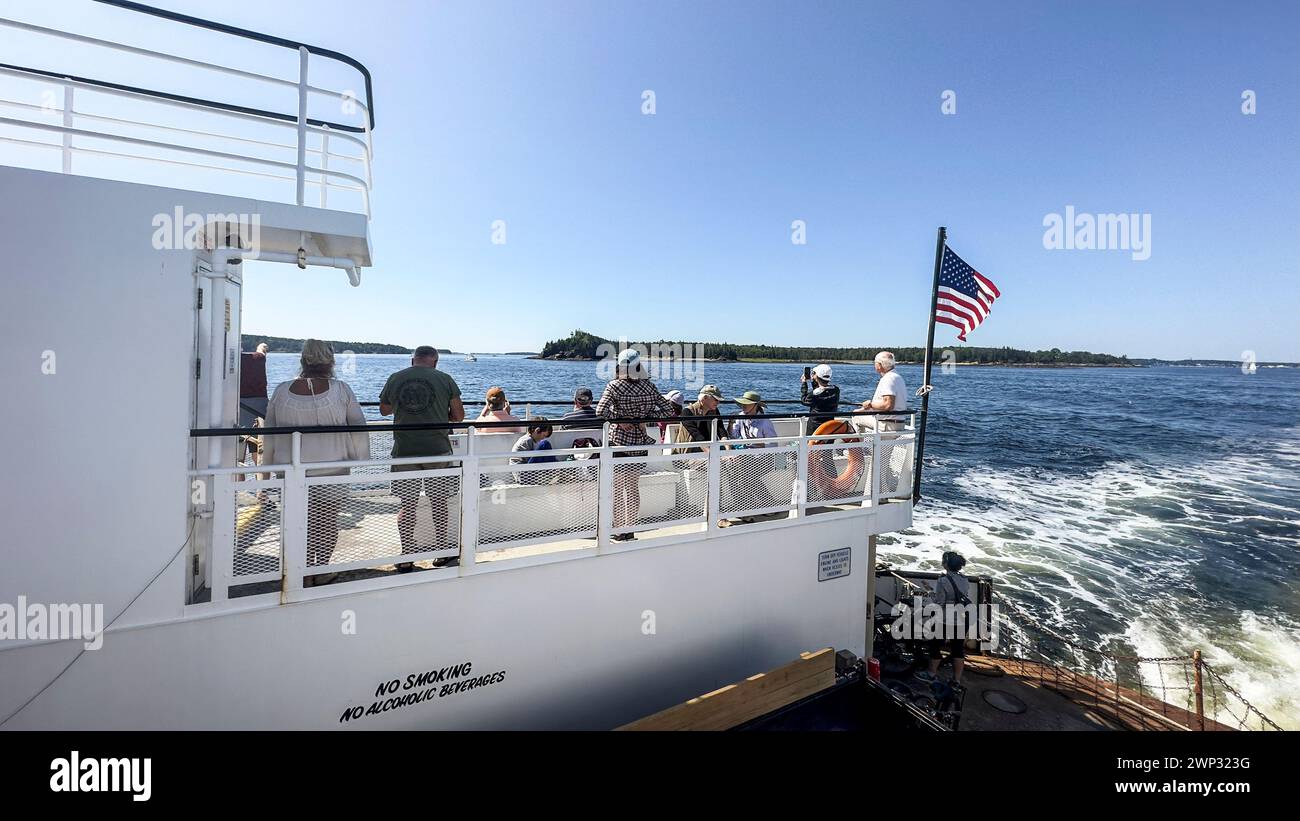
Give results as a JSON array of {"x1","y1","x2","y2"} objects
[
  {"x1": 0, "y1": 1, "x2": 375, "y2": 214},
  {"x1": 96, "y1": 0, "x2": 375, "y2": 131},
  {"x1": 192, "y1": 409, "x2": 921, "y2": 437}
]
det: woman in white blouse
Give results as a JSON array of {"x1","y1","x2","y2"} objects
[{"x1": 263, "y1": 340, "x2": 370, "y2": 585}]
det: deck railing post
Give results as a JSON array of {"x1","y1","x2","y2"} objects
[
  {"x1": 319, "y1": 126, "x2": 330, "y2": 208},
  {"x1": 61, "y1": 83, "x2": 74, "y2": 173},
  {"x1": 459, "y1": 427, "x2": 478, "y2": 572},
  {"x1": 1193, "y1": 649, "x2": 1205, "y2": 730},
  {"x1": 281, "y1": 431, "x2": 307, "y2": 601},
  {"x1": 793, "y1": 425, "x2": 808, "y2": 519},
  {"x1": 597, "y1": 422, "x2": 613, "y2": 552},
  {"x1": 208, "y1": 470, "x2": 234, "y2": 603},
  {"x1": 295, "y1": 46, "x2": 308, "y2": 206},
  {"x1": 707, "y1": 421, "x2": 722, "y2": 532},
  {"x1": 870, "y1": 424, "x2": 882, "y2": 507}
]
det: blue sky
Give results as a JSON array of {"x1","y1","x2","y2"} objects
[{"x1": 5, "y1": 0, "x2": 1298, "y2": 359}]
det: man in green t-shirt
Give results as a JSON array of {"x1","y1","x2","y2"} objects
[{"x1": 380, "y1": 346, "x2": 464, "y2": 570}]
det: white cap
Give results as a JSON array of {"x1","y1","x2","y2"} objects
[
  {"x1": 663, "y1": 389, "x2": 684, "y2": 406},
  {"x1": 874, "y1": 351, "x2": 896, "y2": 370},
  {"x1": 813, "y1": 364, "x2": 832, "y2": 380},
  {"x1": 617, "y1": 348, "x2": 641, "y2": 368}
]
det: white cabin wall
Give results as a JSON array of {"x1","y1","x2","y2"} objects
[
  {"x1": 0, "y1": 166, "x2": 370, "y2": 633},
  {"x1": 0, "y1": 166, "x2": 195, "y2": 631}
]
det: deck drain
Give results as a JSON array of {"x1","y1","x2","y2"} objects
[{"x1": 982, "y1": 689, "x2": 1028, "y2": 714}]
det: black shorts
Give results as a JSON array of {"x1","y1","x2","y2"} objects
[{"x1": 927, "y1": 638, "x2": 967, "y2": 660}]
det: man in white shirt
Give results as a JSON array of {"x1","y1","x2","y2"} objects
[{"x1": 857, "y1": 351, "x2": 908, "y2": 432}]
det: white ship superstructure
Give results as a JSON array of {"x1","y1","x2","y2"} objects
[{"x1": 0, "y1": 3, "x2": 917, "y2": 729}]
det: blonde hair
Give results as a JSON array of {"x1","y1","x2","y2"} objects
[{"x1": 299, "y1": 339, "x2": 335, "y2": 377}]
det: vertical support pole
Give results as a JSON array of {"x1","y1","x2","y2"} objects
[
  {"x1": 792, "y1": 425, "x2": 808, "y2": 519},
  {"x1": 706, "y1": 421, "x2": 722, "y2": 532},
  {"x1": 596, "y1": 422, "x2": 613, "y2": 552},
  {"x1": 1193, "y1": 649, "x2": 1205, "y2": 730},
  {"x1": 295, "y1": 46, "x2": 309, "y2": 206},
  {"x1": 913, "y1": 226, "x2": 946, "y2": 503},
  {"x1": 459, "y1": 427, "x2": 478, "y2": 572},
  {"x1": 319, "y1": 127, "x2": 330, "y2": 208},
  {"x1": 870, "y1": 427, "x2": 882, "y2": 507},
  {"x1": 61, "y1": 83, "x2": 74, "y2": 173},
  {"x1": 864, "y1": 534, "x2": 878, "y2": 661},
  {"x1": 206, "y1": 254, "x2": 228, "y2": 472},
  {"x1": 208, "y1": 472, "x2": 233, "y2": 603},
  {"x1": 281, "y1": 432, "x2": 307, "y2": 602}
]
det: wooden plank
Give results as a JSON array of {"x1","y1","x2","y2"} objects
[{"x1": 618, "y1": 648, "x2": 836, "y2": 731}]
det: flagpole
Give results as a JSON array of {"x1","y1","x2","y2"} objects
[{"x1": 912, "y1": 226, "x2": 946, "y2": 504}]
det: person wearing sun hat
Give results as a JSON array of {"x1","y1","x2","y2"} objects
[
  {"x1": 721, "y1": 389, "x2": 781, "y2": 519},
  {"x1": 729, "y1": 390, "x2": 776, "y2": 442}
]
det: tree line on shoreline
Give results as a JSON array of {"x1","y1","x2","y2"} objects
[{"x1": 538, "y1": 329, "x2": 1133, "y2": 366}]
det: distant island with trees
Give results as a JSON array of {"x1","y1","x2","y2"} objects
[
  {"x1": 536, "y1": 329, "x2": 1135, "y2": 366},
  {"x1": 242, "y1": 334, "x2": 415, "y2": 355},
  {"x1": 241, "y1": 334, "x2": 539, "y2": 357}
]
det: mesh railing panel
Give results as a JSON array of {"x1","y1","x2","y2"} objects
[
  {"x1": 304, "y1": 470, "x2": 461, "y2": 572},
  {"x1": 613, "y1": 453, "x2": 708, "y2": 534},
  {"x1": 806, "y1": 439, "x2": 872, "y2": 505},
  {"x1": 719, "y1": 445, "x2": 798, "y2": 517},
  {"x1": 477, "y1": 461, "x2": 598, "y2": 548},
  {"x1": 233, "y1": 481, "x2": 281, "y2": 579},
  {"x1": 876, "y1": 433, "x2": 914, "y2": 498}
]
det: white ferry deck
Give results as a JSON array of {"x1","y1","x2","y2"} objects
[{"x1": 0, "y1": 3, "x2": 918, "y2": 730}]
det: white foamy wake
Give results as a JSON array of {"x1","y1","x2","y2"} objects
[{"x1": 887, "y1": 442, "x2": 1300, "y2": 729}]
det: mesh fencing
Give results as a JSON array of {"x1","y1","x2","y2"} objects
[
  {"x1": 477, "y1": 460, "x2": 598, "y2": 548},
  {"x1": 875, "y1": 432, "x2": 914, "y2": 499},
  {"x1": 611, "y1": 451, "x2": 708, "y2": 535},
  {"x1": 232, "y1": 480, "x2": 281, "y2": 580},
  {"x1": 304, "y1": 468, "x2": 461, "y2": 573},
  {"x1": 719, "y1": 445, "x2": 798, "y2": 518},
  {"x1": 806, "y1": 437, "x2": 872, "y2": 506}
]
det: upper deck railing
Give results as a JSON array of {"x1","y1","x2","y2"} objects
[
  {"x1": 188, "y1": 410, "x2": 918, "y2": 606},
  {"x1": 0, "y1": 0, "x2": 374, "y2": 216}
]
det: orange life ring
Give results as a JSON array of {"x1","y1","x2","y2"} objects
[{"x1": 808, "y1": 419, "x2": 865, "y2": 496}]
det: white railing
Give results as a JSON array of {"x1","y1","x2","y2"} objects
[
  {"x1": 190, "y1": 415, "x2": 917, "y2": 604},
  {"x1": 0, "y1": 12, "x2": 373, "y2": 216}
]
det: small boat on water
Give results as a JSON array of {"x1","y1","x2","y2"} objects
[{"x1": 465, "y1": 353, "x2": 478, "y2": 361}]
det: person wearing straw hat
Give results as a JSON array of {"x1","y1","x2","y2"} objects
[
  {"x1": 728, "y1": 390, "x2": 776, "y2": 443},
  {"x1": 721, "y1": 390, "x2": 781, "y2": 522}
]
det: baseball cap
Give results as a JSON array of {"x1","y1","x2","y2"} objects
[
  {"x1": 573, "y1": 387, "x2": 593, "y2": 404},
  {"x1": 698, "y1": 385, "x2": 723, "y2": 400},
  {"x1": 485, "y1": 386, "x2": 506, "y2": 401},
  {"x1": 813, "y1": 364, "x2": 832, "y2": 380},
  {"x1": 663, "y1": 389, "x2": 684, "y2": 406},
  {"x1": 617, "y1": 348, "x2": 641, "y2": 368}
]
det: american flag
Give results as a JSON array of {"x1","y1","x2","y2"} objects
[{"x1": 935, "y1": 245, "x2": 1000, "y2": 341}]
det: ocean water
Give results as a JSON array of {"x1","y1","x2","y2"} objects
[{"x1": 266, "y1": 353, "x2": 1300, "y2": 727}]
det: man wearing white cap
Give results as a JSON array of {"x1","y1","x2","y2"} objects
[
  {"x1": 799, "y1": 363, "x2": 841, "y2": 434},
  {"x1": 858, "y1": 351, "x2": 908, "y2": 431}
]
